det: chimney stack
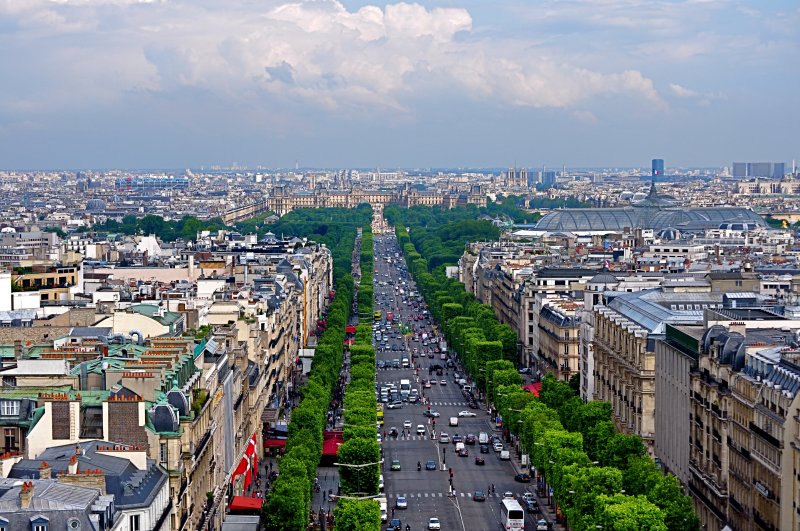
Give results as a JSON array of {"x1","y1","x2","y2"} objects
[
  {"x1": 39, "y1": 461, "x2": 51, "y2": 480},
  {"x1": 19, "y1": 481, "x2": 33, "y2": 508},
  {"x1": 68, "y1": 454, "x2": 78, "y2": 475}
]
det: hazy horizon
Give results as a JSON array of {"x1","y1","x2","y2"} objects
[{"x1": 1, "y1": 0, "x2": 797, "y2": 169}]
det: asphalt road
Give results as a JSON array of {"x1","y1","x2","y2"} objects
[{"x1": 373, "y1": 233, "x2": 542, "y2": 531}]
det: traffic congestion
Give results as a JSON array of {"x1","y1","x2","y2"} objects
[{"x1": 373, "y1": 232, "x2": 551, "y2": 531}]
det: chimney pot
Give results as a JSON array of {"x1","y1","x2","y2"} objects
[
  {"x1": 39, "y1": 461, "x2": 52, "y2": 480},
  {"x1": 19, "y1": 481, "x2": 33, "y2": 508}
]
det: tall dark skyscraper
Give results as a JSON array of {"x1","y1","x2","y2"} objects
[{"x1": 652, "y1": 159, "x2": 665, "y2": 177}]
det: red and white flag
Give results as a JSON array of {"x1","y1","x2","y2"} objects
[
  {"x1": 245, "y1": 433, "x2": 258, "y2": 474},
  {"x1": 232, "y1": 455, "x2": 249, "y2": 485}
]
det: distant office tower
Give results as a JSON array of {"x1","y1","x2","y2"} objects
[
  {"x1": 652, "y1": 159, "x2": 664, "y2": 177},
  {"x1": 541, "y1": 170, "x2": 557, "y2": 187},
  {"x1": 732, "y1": 162, "x2": 785, "y2": 179},
  {"x1": 115, "y1": 175, "x2": 189, "y2": 191}
]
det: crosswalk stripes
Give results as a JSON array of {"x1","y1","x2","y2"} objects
[{"x1": 387, "y1": 491, "x2": 503, "y2": 499}]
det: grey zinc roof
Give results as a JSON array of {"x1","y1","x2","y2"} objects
[
  {"x1": 0, "y1": 478, "x2": 98, "y2": 510},
  {"x1": 0, "y1": 478, "x2": 102, "y2": 531},
  {"x1": 605, "y1": 289, "x2": 715, "y2": 334},
  {"x1": 9, "y1": 440, "x2": 168, "y2": 509}
]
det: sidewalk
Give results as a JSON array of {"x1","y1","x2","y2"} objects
[{"x1": 499, "y1": 427, "x2": 564, "y2": 530}]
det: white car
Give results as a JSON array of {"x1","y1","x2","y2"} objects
[
  {"x1": 417, "y1": 424, "x2": 426, "y2": 435},
  {"x1": 428, "y1": 517, "x2": 441, "y2": 530},
  {"x1": 439, "y1": 433, "x2": 450, "y2": 443},
  {"x1": 458, "y1": 410, "x2": 477, "y2": 418},
  {"x1": 403, "y1": 420, "x2": 412, "y2": 429}
]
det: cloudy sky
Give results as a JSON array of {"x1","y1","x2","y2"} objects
[{"x1": 0, "y1": 0, "x2": 797, "y2": 169}]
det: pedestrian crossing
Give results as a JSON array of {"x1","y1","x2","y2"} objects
[
  {"x1": 386, "y1": 491, "x2": 510, "y2": 499},
  {"x1": 383, "y1": 434, "x2": 431, "y2": 441}
]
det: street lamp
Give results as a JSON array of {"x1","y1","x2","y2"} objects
[{"x1": 334, "y1": 460, "x2": 384, "y2": 496}]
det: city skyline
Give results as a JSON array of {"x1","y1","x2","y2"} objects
[{"x1": 0, "y1": 0, "x2": 798, "y2": 169}]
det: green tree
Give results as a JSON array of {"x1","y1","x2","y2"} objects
[
  {"x1": 649, "y1": 474, "x2": 700, "y2": 531},
  {"x1": 337, "y1": 439, "x2": 381, "y2": 495},
  {"x1": 622, "y1": 455, "x2": 661, "y2": 496},
  {"x1": 560, "y1": 465, "x2": 623, "y2": 531},
  {"x1": 263, "y1": 476, "x2": 310, "y2": 531},
  {"x1": 334, "y1": 499, "x2": 381, "y2": 531},
  {"x1": 593, "y1": 494, "x2": 668, "y2": 531},
  {"x1": 568, "y1": 373, "x2": 581, "y2": 394},
  {"x1": 600, "y1": 433, "x2": 647, "y2": 470}
]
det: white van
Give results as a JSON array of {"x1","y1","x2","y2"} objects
[
  {"x1": 463, "y1": 385, "x2": 472, "y2": 394},
  {"x1": 455, "y1": 442, "x2": 465, "y2": 455},
  {"x1": 379, "y1": 496, "x2": 388, "y2": 521},
  {"x1": 478, "y1": 432, "x2": 489, "y2": 445},
  {"x1": 449, "y1": 417, "x2": 458, "y2": 427},
  {"x1": 500, "y1": 450, "x2": 511, "y2": 461}
]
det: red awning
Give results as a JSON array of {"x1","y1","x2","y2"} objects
[
  {"x1": 344, "y1": 339, "x2": 355, "y2": 346},
  {"x1": 264, "y1": 438, "x2": 287, "y2": 448},
  {"x1": 522, "y1": 382, "x2": 542, "y2": 396},
  {"x1": 345, "y1": 325, "x2": 357, "y2": 334},
  {"x1": 322, "y1": 437, "x2": 343, "y2": 457},
  {"x1": 229, "y1": 496, "x2": 264, "y2": 512}
]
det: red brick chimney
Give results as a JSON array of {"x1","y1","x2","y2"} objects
[
  {"x1": 19, "y1": 481, "x2": 33, "y2": 508},
  {"x1": 39, "y1": 461, "x2": 51, "y2": 480}
]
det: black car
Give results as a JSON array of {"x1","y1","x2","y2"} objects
[
  {"x1": 425, "y1": 460, "x2": 437, "y2": 470},
  {"x1": 479, "y1": 444, "x2": 490, "y2": 454},
  {"x1": 525, "y1": 499, "x2": 540, "y2": 514},
  {"x1": 387, "y1": 518, "x2": 402, "y2": 531},
  {"x1": 514, "y1": 473, "x2": 532, "y2": 483}
]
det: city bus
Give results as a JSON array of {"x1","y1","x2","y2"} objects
[
  {"x1": 399, "y1": 379, "x2": 411, "y2": 399},
  {"x1": 373, "y1": 312, "x2": 382, "y2": 322},
  {"x1": 500, "y1": 498, "x2": 525, "y2": 531}
]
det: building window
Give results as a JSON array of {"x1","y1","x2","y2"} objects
[
  {"x1": 33, "y1": 523, "x2": 48, "y2": 531},
  {"x1": 4, "y1": 428, "x2": 17, "y2": 451},
  {"x1": 0, "y1": 401, "x2": 19, "y2": 417},
  {"x1": 129, "y1": 514, "x2": 141, "y2": 531},
  {"x1": 160, "y1": 442, "x2": 168, "y2": 464},
  {"x1": 735, "y1": 280, "x2": 742, "y2": 287}
]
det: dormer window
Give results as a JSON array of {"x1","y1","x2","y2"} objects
[
  {"x1": 0, "y1": 400, "x2": 19, "y2": 416},
  {"x1": 30, "y1": 515, "x2": 49, "y2": 531}
]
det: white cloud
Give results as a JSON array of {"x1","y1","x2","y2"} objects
[
  {"x1": 0, "y1": 0, "x2": 669, "y2": 121},
  {"x1": 669, "y1": 82, "x2": 726, "y2": 104},
  {"x1": 669, "y1": 83, "x2": 699, "y2": 98}
]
